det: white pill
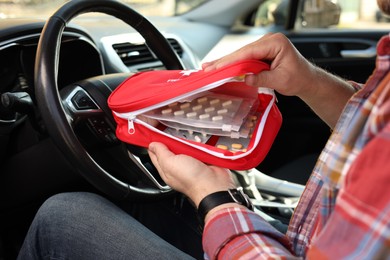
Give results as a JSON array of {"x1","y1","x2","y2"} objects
[
  {"x1": 222, "y1": 100, "x2": 233, "y2": 107},
  {"x1": 192, "y1": 105, "x2": 202, "y2": 111},
  {"x1": 161, "y1": 108, "x2": 172, "y2": 114},
  {"x1": 174, "y1": 110, "x2": 184, "y2": 116},
  {"x1": 205, "y1": 107, "x2": 215, "y2": 113},
  {"x1": 180, "y1": 103, "x2": 190, "y2": 109},
  {"x1": 197, "y1": 97, "x2": 208, "y2": 103},
  {"x1": 212, "y1": 115, "x2": 223, "y2": 121},
  {"x1": 217, "y1": 109, "x2": 228, "y2": 114},
  {"x1": 194, "y1": 135, "x2": 202, "y2": 143},
  {"x1": 210, "y1": 99, "x2": 220, "y2": 105},
  {"x1": 186, "y1": 112, "x2": 197, "y2": 118},
  {"x1": 199, "y1": 114, "x2": 210, "y2": 119}
]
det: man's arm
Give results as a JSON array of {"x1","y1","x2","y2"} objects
[
  {"x1": 148, "y1": 142, "x2": 299, "y2": 259},
  {"x1": 203, "y1": 33, "x2": 356, "y2": 128},
  {"x1": 203, "y1": 207, "x2": 298, "y2": 259}
]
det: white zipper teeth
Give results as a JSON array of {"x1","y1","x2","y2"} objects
[
  {"x1": 114, "y1": 76, "x2": 236, "y2": 119},
  {"x1": 127, "y1": 91, "x2": 276, "y2": 160}
]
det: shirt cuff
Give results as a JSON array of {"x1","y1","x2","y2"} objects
[{"x1": 202, "y1": 207, "x2": 289, "y2": 259}]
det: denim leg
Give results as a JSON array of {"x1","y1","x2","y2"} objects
[{"x1": 17, "y1": 192, "x2": 195, "y2": 260}]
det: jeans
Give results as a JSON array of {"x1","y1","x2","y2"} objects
[{"x1": 17, "y1": 192, "x2": 196, "y2": 260}]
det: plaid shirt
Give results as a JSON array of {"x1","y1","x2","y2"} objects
[{"x1": 203, "y1": 34, "x2": 390, "y2": 259}]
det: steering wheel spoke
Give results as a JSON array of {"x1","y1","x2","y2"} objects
[{"x1": 62, "y1": 86, "x2": 102, "y2": 126}]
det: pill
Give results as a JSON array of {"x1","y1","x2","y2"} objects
[
  {"x1": 217, "y1": 144, "x2": 228, "y2": 150},
  {"x1": 242, "y1": 149, "x2": 247, "y2": 152},
  {"x1": 161, "y1": 108, "x2": 172, "y2": 114},
  {"x1": 174, "y1": 110, "x2": 184, "y2": 116},
  {"x1": 222, "y1": 100, "x2": 232, "y2": 107},
  {"x1": 197, "y1": 97, "x2": 208, "y2": 103},
  {"x1": 231, "y1": 143, "x2": 243, "y2": 150},
  {"x1": 186, "y1": 112, "x2": 197, "y2": 118},
  {"x1": 246, "y1": 122, "x2": 254, "y2": 128},
  {"x1": 210, "y1": 99, "x2": 220, "y2": 105},
  {"x1": 180, "y1": 103, "x2": 190, "y2": 109},
  {"x1": 188, "y1": 130, "x2": 194, "y2": 135},
  {"x1": 217, "y1": 109, "x2": 228, "y2": 114},
  {"x1": 212, "y1": 115, "x2": 223, "y2": 121},
  {"x1": 199, "y1": 114, "x2": 210, "y2": 119},
  {"x1": 192, "y1": 105, "x2": 202, "y2": 111},
  {"x1": 205, "y1": 107, "x2": 215, "y2": 113},
  {"x1": 250, "y1": 115, "x2": 258, "y2": 121},
  {"x1": 235, "y1": 75, "x2": 245, "y2": 81},
  {"x1": 194, "y1": 135, "x2": 202, "y2": 143},
  {"x1": 168, "y1": 102, "x2": 178, "y2": 108}
]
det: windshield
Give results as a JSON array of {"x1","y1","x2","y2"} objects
[{"x1": 0, "y1": 0, "x2": 207, "y2": 19}]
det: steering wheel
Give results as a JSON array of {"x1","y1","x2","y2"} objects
[{"x1": 35, "y1": 0, "x2": 184, "y2": 200}]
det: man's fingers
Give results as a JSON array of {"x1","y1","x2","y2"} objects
[{"x1": 148, "y1": 142, "x2": 173, "y2": 180}]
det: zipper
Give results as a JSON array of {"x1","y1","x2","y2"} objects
[
  {"x1": 117, "y1": 90, "x2": 276, "y2": 159},
  {"x1": 127, "y1": 114, "x2": 136, "y2": 134},
  {"x1": 115, "y1": 76, "x2": 242, "y2": 118},
  {"x1": 114, "y1": 76, "x2": 242, "y2": 134}
]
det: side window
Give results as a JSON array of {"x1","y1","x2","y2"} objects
[
  {"x1": 298, "y1": 0, "x2": 390, "y2": 30},
  {"x1": 252, "y1": 0, "x2": 289, "y2": 26}
]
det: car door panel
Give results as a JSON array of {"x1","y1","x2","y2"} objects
[{"x1": 258, "y1": 30, "x2": 386, "y2": 183}]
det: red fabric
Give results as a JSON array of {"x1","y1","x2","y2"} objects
[
  {"x1": 108, "y1": 60, "x2": 282, "y2": 170},
  {"x1": 108, "y1": 60, "x2": 269, "y2": 112}
]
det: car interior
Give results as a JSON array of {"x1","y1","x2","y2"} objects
[{"x1": 0, "y1": 0, "x2": 388, "y2": 258}]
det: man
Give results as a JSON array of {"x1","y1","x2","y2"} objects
[
  {"x1": 148, "y1": 0, "x2": 390, "y2": 258},
  {"x1": 18, "y1": 0, "x2": 390, "y2": 259}
]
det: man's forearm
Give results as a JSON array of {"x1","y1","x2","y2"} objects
[{"x1": 298, "y1": 66, "x2": 357, "y2": 129}]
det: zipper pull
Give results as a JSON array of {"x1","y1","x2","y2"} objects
[{"x1": 128, "y1": 115, "x2": 136, "y2": 134}]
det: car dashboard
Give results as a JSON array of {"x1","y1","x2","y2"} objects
[
  {"x1": 0, "y1": 17, "x2": 198, "y2": 146},
  {"x1": 0, "y1": 16, "x2": 199, "y2": 205}
]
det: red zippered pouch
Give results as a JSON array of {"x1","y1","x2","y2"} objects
[{"x1": 108, "y1": 60, "x2": 282, "y2": 170}]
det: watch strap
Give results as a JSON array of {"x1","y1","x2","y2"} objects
[{"x1": 197, "y1": 187, "x2": 253, "y2": 224}]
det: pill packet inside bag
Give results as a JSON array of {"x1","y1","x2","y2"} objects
[
  {"x1": 162, "y1": 111, "x2": 261, "y2": 153},
  {"x1": 158, "y1": 99, "x2": 259, "y2": 139},
  {"x1": 143, "y1": 91, "x2": 257, "y2": 133},
  {"x1": 108, "y1": 60, "x2": 282, "y2": 170}
]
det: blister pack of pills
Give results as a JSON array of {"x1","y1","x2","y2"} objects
[
  {"x1": 213, "y1": 112, "x2": 260, "y2": 152},
  {"x1": 143, "y1": 92, "x2": 257, "y2": 134},
  {"x1": 163, "y1": 112, "x2": 260, "y2": 152},
  {"x1": 159, "y1": 108, "x2": 257, "y2": 139}
]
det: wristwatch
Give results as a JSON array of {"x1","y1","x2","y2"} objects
[{"x1": 197, "y1": 187, "x2": 254, "y2": 224}]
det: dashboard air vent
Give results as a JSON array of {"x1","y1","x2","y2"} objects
[
  {"x1": 167, "y1": 38, "x2": 183, "y2": 57},
  {"x1": 113, "y1": 38, "x2": 183, "y2": 66},
  {"x1": 113, "y1": 42, "x2": 156, "y2": 66}
]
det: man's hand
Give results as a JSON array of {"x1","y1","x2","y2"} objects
[
  {"x1": 148, "y1": 142, "x2": 236, "y2": 207},
  {"x1": 202, "y1": 33, "x2": 315, "y2": 98},
  {"x1": 203, "y1": 32, "x2": 355, "y2": 128}
]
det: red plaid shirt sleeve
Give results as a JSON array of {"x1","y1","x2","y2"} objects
[
  {"x1": 203, "y1": 207, "x2": 297, "y2": 259},
  {"x1": 202, "y1": 34, "x2": 390, "y2": 260}
]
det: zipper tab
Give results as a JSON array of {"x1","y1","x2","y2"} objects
[{"x1": 128, "y1": 115, "x2": 136, "y2": 134}]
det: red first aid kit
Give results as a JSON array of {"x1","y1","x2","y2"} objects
[{"x1": 108, "y1": 60, "x2": 282, "y2": 170}]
